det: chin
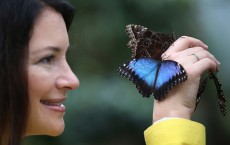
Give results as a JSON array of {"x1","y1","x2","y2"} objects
[
  {"x1": 25, "y1": 120, "x2": 65, "y2": 136},
  {"x1": 47, "y1": 123, "x2": 65, "y2": 136},
  {"x1": 48, "y1": 129, "x2": 64, "y2": 136}
]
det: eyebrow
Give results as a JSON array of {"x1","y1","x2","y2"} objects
[{"x1": 30, "y1": 46, "x2": 67, "y2": 55}]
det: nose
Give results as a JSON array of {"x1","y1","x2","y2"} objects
[{"x1": 56, "y1": 62, "x2": 80, "y2": 90}]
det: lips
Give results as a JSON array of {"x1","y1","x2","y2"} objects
[
  {"x1": 40, "y1": 100, "x2": 63, "y2": 106},
  {"x1": 40, "y1": 98, "x2": 66, "y2": 112}
]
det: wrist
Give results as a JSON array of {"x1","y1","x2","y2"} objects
[
  {"x1": 153, "y1": 109, "x2": 192, "y2": 122},
  {"x1": 153, "y1": 100, "x2": 194, "y2": 122}
]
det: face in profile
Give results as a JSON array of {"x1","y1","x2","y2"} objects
[{"x1": 25, "y1": 7, "x2": 79, "y2": 136}]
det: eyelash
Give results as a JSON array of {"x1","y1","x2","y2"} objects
[{"x1": 38, "y1": 55, "x2": 55, "y2": 64}]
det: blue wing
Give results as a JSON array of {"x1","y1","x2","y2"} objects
[
  {"x1": 153, "y1": 60, "x2": 187, "y2": 100},
  {"x1": 117, "y1": 58, "x2": 187, "y2": 100}
]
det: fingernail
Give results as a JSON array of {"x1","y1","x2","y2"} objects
[
  {"x1": 204, "y1": 44, "x2": 208, "y2": 50},
  {"x1": 216, "y1": 63, "x2": 220, "y2": 72},
  {"x1": 180, "y1": 36, "x2": 186, "y2": 39}
]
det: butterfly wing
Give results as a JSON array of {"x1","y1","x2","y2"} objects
[
  {"x1": 125, "y1": 24, "x2": 146, "y2": 58},
  {"x1": 211, "y1": 73, "x2": 227, "y2": 116},
  {"x1": 125, "y1": 24, "x2": 177, "y2": 60},
  {"x1": 117, "y1": 58, "x2": 159, "y2": 97},
  {"x1": 153, "y1": 60, "x2": 188, "y2": 100},
  {"x1": 196, "y1": 73, "x2": 227, "y2": 116},
  {"x1": 117, "y1": 58, "x2": 188, "y2": 100}
]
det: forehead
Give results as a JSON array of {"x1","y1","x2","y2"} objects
[{"x1": 29, "y1": 6, "x2": 69, "y2": 52}]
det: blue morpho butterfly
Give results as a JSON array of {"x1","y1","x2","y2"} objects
[
  {"x1": 117, "y1": 24, "x2": 227, "y2": 116},
  {"x1": 117, "y1": 24, "x2": 188, "y2": 100}
]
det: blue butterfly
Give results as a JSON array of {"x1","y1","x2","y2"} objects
[
  {"x1": 118, "y1": 58, "x2": 187, "y2": 100},
  {"x1": 117, "y1": 24, "x2": 187, "y2": 100}
]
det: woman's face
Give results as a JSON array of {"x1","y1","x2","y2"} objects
[{"x1": 26, "y1": 7, "x2": 79, "y2": 136}]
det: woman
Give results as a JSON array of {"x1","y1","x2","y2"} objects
[
  {"x1": 0, "y1": 0, "x2": 79, "y2": 145},
  {"x1": 0, "y1": 0, "x2": 219, "y2": 145}
]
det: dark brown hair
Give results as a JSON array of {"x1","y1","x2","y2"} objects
[{"x1": 0, "y1": 0, "x2": 75, "y2": 145}]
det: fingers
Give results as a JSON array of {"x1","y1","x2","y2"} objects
[
  {"x1": 174, "y1": 47, "x2": 220, "y2": 65},
  {"x1": 160, "y1": 36, "x2": 220, "y2": 83},
  {"x1": 166, "y1": 36, "x2": 208, "y2": 54},
  {"x1": 161, "y1": 36, "x2": 220, "y2": 74},
  {"x1": 195, "y1": 58, "x2": 218, "y2": 73},
  {"x1": 191, "y1": 50, "x2": 220, "y2": 65},
  {"x1": 164, "y1": 47, "x2": 203, "y2": 62},
  {"x1": 176, "y1": 51, "x2": 219, "y2": 74},
  {"x1": 175, "y1": 47, "x2": 205, "y2": 57}
]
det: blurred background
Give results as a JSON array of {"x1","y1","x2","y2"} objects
[{"x1": 24, "y1": 0, "x2": 230, "y2": 144}]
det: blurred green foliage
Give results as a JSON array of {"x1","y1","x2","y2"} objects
[{"x1": 23, "y1": 0, "x2": 230, "y2": 145}]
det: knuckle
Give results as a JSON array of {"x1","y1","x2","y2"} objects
[
  {"x1": 203, "y1": 58, "x2": 216, "y2": 67},
  {"x1": 203, "y1": 52, "x2": 209, "y2": 58},
  {"x1": 168, "y1": 52, "x2": 177, "y2": 60}
]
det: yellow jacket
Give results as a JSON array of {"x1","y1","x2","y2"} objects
[{"x1": 144, "y1": 118, "x2": 205, "y2": 145}]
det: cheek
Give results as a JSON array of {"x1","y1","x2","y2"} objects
[{"x1": 28, "y1": 67, "x2": 55, "y2": 100}]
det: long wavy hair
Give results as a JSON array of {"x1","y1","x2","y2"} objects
[{"x1": 0, "y1": 0, "x2": 75, "y2": 145}]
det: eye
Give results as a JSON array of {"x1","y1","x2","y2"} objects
[{"x1": 38, "y1": 55, "x2": 55, "y2": 64}]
